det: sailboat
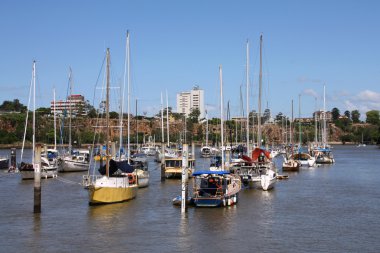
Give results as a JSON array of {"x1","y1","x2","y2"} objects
[
  {"x1": 59, "y1": 68, "x2": 90, "y2": 172},
  {"x1": 357, "y1": 132, "x2": 366, "y2": 147},
  {"x1": 18, "y1": 61, "x2": 58, "y2": 180},
  {"x1": 200, "y1": 110, "x2": 219, "y2": 158},
  {"x1": 191, "y1": 66, "x2": 241, "y2": 207},
  {"x1": 255, "y1": 35, "x2": 276, "y2": 190},
  {"x1": 291, "y1": 94, "x2": 316, "y2": 167},
  {"x1": 313, "y1": 84, "x2": 335, "y2": 164},
  {"x1": 88, "y1": 48, "x2": 138, "y2": 205},
  {"x1": 123, "y1": 31, "x2": 149, "y2": 188},
  {"x1": 282, "y1": 100, "x2": 300, "y2": 171}
]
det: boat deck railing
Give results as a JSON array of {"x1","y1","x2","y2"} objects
[{"x1": 82, "y1": 175, "x2": 102, "y2": 188}]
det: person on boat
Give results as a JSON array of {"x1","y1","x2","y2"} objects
[{"x1": 258, "y1": 152, "x2": 265, "y2": 163}]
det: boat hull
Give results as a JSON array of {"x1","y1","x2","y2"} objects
[
  {"x1": 136, "y1": 169, "x2": 150, "y2": 188},
  {"x1": 19, "y1": 169, "x2": 58, "y2": 180},
  {"x1": 193, "y1": 194, "x2": 238, "y2": 207},
  {"x1": 89, "y1": 184, "x2": 138, "y2": 205},
  {"x1": 261, "y1": 174, "x2": 276, "y2": 191},
  {"x1": 282, "y1": 160, "x2": 300, "y2": 172},
  {"x1": 60, "y1": 160, "x2": 89, "y2": 172},
  {"x1": 315, "y1": 157, "x2": 334, "y2": 164},
  {"x1": 165, "y1": 168, "x2": 193, "y2": 179},
  {"x1": 0, "y1": 159, "x2": 9, "y2": 170}
]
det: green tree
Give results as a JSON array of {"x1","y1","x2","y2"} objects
[
  {"x1": 331, "y1": 107, "x2": 340, "y2": 121},
  {"x1": 171, "y1": 112, "x2": 184, "y2": 120},
  {"x1": 366, "y1": 110, "x2": 380, "y2": 125},
  {"x1": 344, "y1": 110, "x2": 351, "y2": 120},
  {"x1": 275, "y1": 112, "x2": 283, "y2": 122},
  {"x1": 36, "y1": 107, "x2": 51, "y2": 116},
  {"x1": 109, "y1": 111, "x2": 119, "y2": 119},
  {"x1": 0, "y1": 99, "x2": 27, "y2": 112},
  {"x1": 188, "y1": 108, "x2": 200, "y2": 123},
  {"x1": 351, "y1": 110, "x2": 360, "y2": 123},
  {"x1": 87, "y1": 108, "x2": 97, "y2": 118}
]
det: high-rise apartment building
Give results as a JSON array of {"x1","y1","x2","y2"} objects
[{"x1": 176, "y1": 86, "x2": 205, "y2": 119}]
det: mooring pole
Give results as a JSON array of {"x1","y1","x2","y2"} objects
[
  {"x1": 10, "y1": 148, "x2": 16, "y2": 170},
  {"x1": 43, "y1": 144, "x2": 48, "y2": 158},
  {"x1": 161, "y1": 142, "x2": 166, "y2": 182},
  {"x1": 225, "y1": 149, "x2": 231, "y2": 171},
  {"x1": 34, "y1": 144, "x2": 42, "y2": 213},
  {"x1": 191, "y1": 141, "x2": 195, "y2": 159},
  {"x1": 181, "y1": 144, "x2": 189, "y2": 213}
]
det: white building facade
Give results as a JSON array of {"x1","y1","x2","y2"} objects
[
  {"x1": 176, "y1": 86, "x2": 205, "y2": 119},
  {"x1": 51, "y1": 94, "x2": 86, "y2": 117}
]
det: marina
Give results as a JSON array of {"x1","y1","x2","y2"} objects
[
  {"x1": 1, "y1": 1, "x2": 380, "y2": 252},
  {"x1": 0, "y1": 145, "x2": 379, "y2": 252}
]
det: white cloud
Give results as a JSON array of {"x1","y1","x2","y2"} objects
[
  {"x1": 342, "y1": 90, "x2": 380, "y2": 118},
  {"x1": 297, "y1": 76, "x2": 322, "y2": 84},
  {"x1": 356, "y1": 90, "x2": 380, "y2": 102},
  {"x1": 302, "y1": 88, "x2": 318, "y2": 98}
]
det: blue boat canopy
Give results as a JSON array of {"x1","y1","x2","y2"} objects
[
  {"x1": 315, "y1": 148, "x2": 331, "y2": 152},
  {"x1": 192, "y1": 170, "x2": 230, "y2": 176}
]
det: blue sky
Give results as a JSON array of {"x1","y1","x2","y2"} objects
[{"x1": 1, "y1": 0, "x2": 380, "y2": 119}]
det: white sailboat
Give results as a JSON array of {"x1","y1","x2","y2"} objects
[
  {"x1": 210, "y1": 66, "x2": 226, "y2": 171},
  {"x1": 88, "y1": 48, "x2": 138, "y2": 205},
  {"x1": 357, "y1": 133, "x2": 366, "y2": 147},
  {"x1": 256, "y1": 35, "x2": 276, "y2": 191},
  {"x1": 124, "y1": 31, "x2": 149, "y2": 187},
  {"x1": 18, "y1": 61, "x2": 58, "y2": 180},
  {"x1": 59, "y1": 68, "x2": 90, "y2": 172},
  {"x1": 314, "y1": 84, "x2": 335, "y2": 164},
  {"x1": 282, "y1": 100, "x2": 300, "y2": 171}
]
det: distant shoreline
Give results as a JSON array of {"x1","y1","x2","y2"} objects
[{"x1": 0, "y1": 141, "x2": 366, "y2": 150}]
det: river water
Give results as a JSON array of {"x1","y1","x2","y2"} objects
[{"x1": 0, "y1": 145, "x2": 379, "y2": 252}]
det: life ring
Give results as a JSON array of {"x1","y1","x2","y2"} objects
[{"x1": 128, "y1": 174, "x2": 136, "y2": 184}]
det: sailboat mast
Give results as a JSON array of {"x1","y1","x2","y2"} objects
[
  {"x1": 106, "y1": 48, "x2": 110, "y2": 177},
  {"x1": 219, "y1": 66, "x2": 225, "y2": 171},
  {"x1": 166, "y1": 90, "x2": 170, "y2": 147},
  {"x1": 32, "y1": 61, "x2": 36, "y2": 165},
  {"x1": 291, "y1": 99, "x2": 293, "y2": 156},
  {"x1": 127, "y1": 31, "x2": 131, "y2": 163},
  {"x1": 161, "y1": 92, "x2": 164, "y2": 143},
  {"x1": 323, "y1": 83, "x2": 327, "y2": 148},
  {"x1": 54, "y1": 88, "x2": 57, "y2": 150},
  {"x1": 68, "y1": 68, "x2": 72, "y2": 153},
  {"x1": 299, "y1": 94, "x2": 302, "y2": 145},
  {"x1": 205, "y1": 110, "x2": 208, "y2": 146},
  {"x1": 120, "y1": 31, "x2": 128, "y2": 160},
  {"x1": 257, "y1": 34, "x2": 263, "y2": 147},
  {"x1": 246, "y1": 39, "x2": 250, "y2": 153},
  {"x1": 136, "y1": 99, "x2": 138, "y2": 148},
  {"x1": 314, "y1": 97, "x2": 318, "y2": 144}
]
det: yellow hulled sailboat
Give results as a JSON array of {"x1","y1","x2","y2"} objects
[{"x1": 89, "y1": 46, "x2": 137, "y2": 205}]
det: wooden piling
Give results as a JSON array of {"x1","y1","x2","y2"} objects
[
  {"x1": 191, "y1": 141, "x2": 195, "y2": 159},
  {"x1": 10, "y1": 148, "x2": 16, "y2": 169},
  {"x1": 34, "y1": 144, "x2": 42, "y2": 213},
  {"x1": 181, "y1": 144, "x2": 189, "y2": 213},
  {"x1": 225, "y1": 149, "x2": 231, "y2": 170}
]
